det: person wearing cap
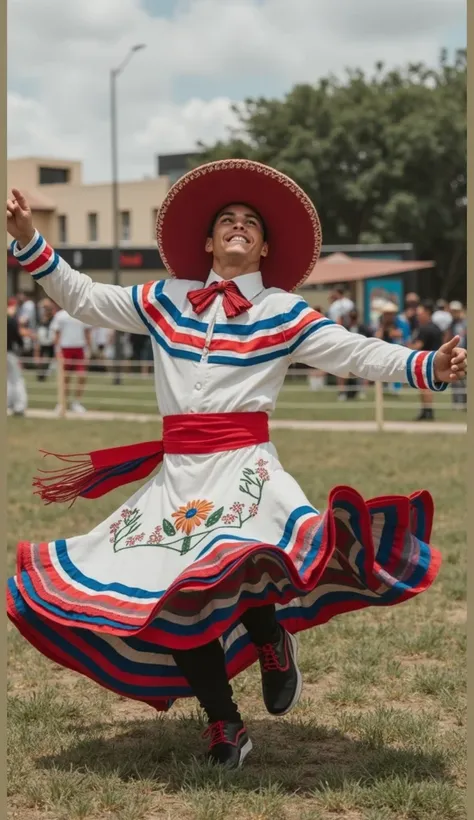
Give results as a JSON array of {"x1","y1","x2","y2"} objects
[{"x1": 6, "y1": 163, "x2": 467, "y2": 768}]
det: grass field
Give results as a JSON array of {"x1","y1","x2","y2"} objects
[
  {"x1": 7, "y1": 419, "x2": 466, "y2": 820},
  {"x1": 21, "y1": 368, "x2": 468, "y2": 424}
]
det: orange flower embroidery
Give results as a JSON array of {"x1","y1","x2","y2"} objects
[{"x1": 172, "y1": 499, "x2": 214, "y2": 535}]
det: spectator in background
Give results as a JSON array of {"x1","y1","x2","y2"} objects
[
  {"x1": 51, "y1": 309, "x2": 91, "y2": 414},
  {"x1": 447, "y1": 301, "x2": 467, "y2": 347},
  {"x1": 375, "y1": 302, "x2": 411, "y2": 395},
  {"x1": 346, "y1": 307, "x2": 373, "y2": 338},
  {"x1": 432, "y1": 299, "x2": 453, "y2": 335},
  {"x1": 326, "y1": 285, "x2": 355, "y2": 323},
  {"x1": 35, "y1": 299, "x2": 57, "y2": 381},
  {"x1": 446, "y1": 301, "x2": 467, "y2": 410},
  {"x1": 16, "y1": 290, "x2": 37, "y2": 366},
  {"x1": 345, "y1": 308, "x2": 373, "y2": 399},
  {"x1": 7, "y1": 299, "x2": 28, "y2": 416},
  {"x1": 16, "y1": 289, "x2": 36, "y2": 327},
  {"x1": 402, "y1": 292, "x2": 420, "y2": 336},
  {"x1": 90, "y1": 326, "x2": 113, "y2": 372},
  {"x1": 129, "y1": 333, "x2": 154, "y2": 377},
  {"x1": 411, "y1": 301, "x2": 443, "y2": 421},
  {"x1": 327, "y1": 286, "x2": 355, "y2": 400}
]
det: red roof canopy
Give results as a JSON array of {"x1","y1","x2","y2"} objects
[{"x1": 303, "y1": 252, "x2": 434, "y2": 286}]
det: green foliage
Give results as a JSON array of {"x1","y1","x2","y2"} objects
[{"x1": 196, "y1": 50, "x2": 466, "y2": 298}]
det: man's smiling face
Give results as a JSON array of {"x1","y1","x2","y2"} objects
[{"x1": 205, "y1": 203, "x2": 268, "y2": 273}]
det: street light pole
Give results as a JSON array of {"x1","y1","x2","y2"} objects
[
  {"x1": 110, "y1": 44, "x2": 146, "y2": 385},
  {"x1": 110, "y1": 67, "x2": 121, "y2": 384}
]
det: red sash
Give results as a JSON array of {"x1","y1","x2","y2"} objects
[{"x1": 33, "y1": 412, "x2": 270, "y2": 505}]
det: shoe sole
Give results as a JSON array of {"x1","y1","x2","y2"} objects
[
  {"x1": 210, "y1": 737, "x2": 253, "y2": 769},
  {"x1": 238, "y1": 737, "x2": 253, "y2": 767},
  {"x1": 266, "y1": 631, "x2": 303, "y2": 717}
]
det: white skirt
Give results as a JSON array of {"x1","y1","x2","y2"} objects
[{"x1": 8, "y1": 441, "x2": 441, "y2": 711}]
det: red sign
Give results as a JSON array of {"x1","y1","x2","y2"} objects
[{"x1": 120, "y1": 253, "x2": 143, "y2": 268}]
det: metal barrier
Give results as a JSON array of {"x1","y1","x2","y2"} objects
[{"x1": 16, "y1": 356, "x2": 467, "y2": 429}]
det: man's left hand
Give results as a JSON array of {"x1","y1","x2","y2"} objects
[{"x1": 433, "y1": 336, "x2": 467, "y2": 383}]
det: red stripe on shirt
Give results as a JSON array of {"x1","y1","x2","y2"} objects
[
  {"x1": 413, "y1": 351, "x2": 429, "y2": 389},
  {"x1": 23, "y1": 244, "x2": 55, "y2": 275}
]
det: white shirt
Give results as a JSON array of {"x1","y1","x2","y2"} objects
[
  {"x1": 91, "y1": 326, "x2": 111, "y2": 349},
  {"x1": 327, "y1": 297, "x2": 354, "y2": 323},
  {"x1": 13, "y1": 231, "x2": 447, "y2": 406},
  {"x1": 17, "y1": 299, "x2": 36, "y2": 328},
  {"x1": 36, "y1": 320, "x2": 56, "y2": 347},
  {"x1": 51, "y1": 309, "x2": 90, "y2": 349},
  {"x1": 432, "y1": 310, "x2": 453, "y2": 333}
]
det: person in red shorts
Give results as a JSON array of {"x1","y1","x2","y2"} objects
[{"x1": 51, "y1": 308, "x2": 91, "y2": 413}]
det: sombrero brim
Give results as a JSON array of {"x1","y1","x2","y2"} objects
[{"x1": 156, "y1": 159, "x2": 322, "y2": 292}]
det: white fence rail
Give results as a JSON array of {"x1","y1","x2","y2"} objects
[{"x1": 16, "y1": 356, "x2": 467, "y2": 430}]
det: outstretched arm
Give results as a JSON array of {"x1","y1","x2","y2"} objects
[
  {"x1": 284, "y1": 300, "x2": 466, "y2": 389},
  {"x1": 6, "y1": 189, "x2": 148, "y2": 334}
]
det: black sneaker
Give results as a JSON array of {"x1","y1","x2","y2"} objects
[
  {"x1": 257, "y1": 627, "x2": 302, "y2": 716},
  {"x1": 203, "y1": 721, "x2": 253, "y2": 768}
]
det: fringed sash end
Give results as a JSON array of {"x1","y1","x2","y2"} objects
[
  {"x1": 33, "y1": 451, "x2": 97, "y2": 505},
  {"x1": 32, "y1": 442, "x2": 165, "y2": 505}
]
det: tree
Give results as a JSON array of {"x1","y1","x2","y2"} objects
[{"x1": 196, "y1": 50, "x2": 466, "y2": 299}]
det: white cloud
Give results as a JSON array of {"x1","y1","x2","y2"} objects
[
  {"x1": 7, "y1": 0, "x2": 466, "y2": 183},
  {"x1": 136, "y1": 97, "x2": 241, "y2": 152}
]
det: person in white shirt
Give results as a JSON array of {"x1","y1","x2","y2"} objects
[
  {"x1": 35, "y1": 299, "x2": 57, "y2": 381},
  {"x1": 15, "y1": 290, "x2": 37, "y2": 359},
  {"x1": 16, "y1": 290, "x2": 36, "y2": 327},
  {"x1": 50, "y1": 309, "x2": 91, "y2": 413},
  {"x1": 432, "y1": 299, "x2": 454, "y2": 335},
  {"x1": 326, "y1": 286, "x2": 355, "y2": 323},
  {"x1": 6, "y1": 169, "x2": 467, "y2": 770},
  {"x1": 326, "y1": 286, "x2": 355, "y2": 399}
]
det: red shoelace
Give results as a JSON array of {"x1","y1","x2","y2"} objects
[
  {"x1": 258, "y1": 641, "x2": 287, "y2": 672},
  {"x1": 202, "y1": 720, "x2": 228, "y2": 748}
]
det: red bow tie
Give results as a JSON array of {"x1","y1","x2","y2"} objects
[{"x1": 187, "y1": 279, "x2": 253, "y2": 319}]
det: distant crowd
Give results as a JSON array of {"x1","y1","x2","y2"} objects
[
  {"x1": 308, "y1": 286, "x2": 467, "y2": 421},
  {"x1": 6, "y1": 287, "x2": 467, "y2": 421}
]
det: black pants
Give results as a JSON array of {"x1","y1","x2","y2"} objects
[
  {"x1": 171, "y1": 603, "x2": 280, "y2": 723},
  {"x1": 36, "y1": 345, "x2": 55, "y2": 381}
]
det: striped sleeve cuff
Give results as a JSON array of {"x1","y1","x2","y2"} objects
[
  {"x1": 11, "y1": 230, "x2": 60, "y2": 280},
  {"x1": 406, "y1": 350, "x2": 448, "y2": 392}
]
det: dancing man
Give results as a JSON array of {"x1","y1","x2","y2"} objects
[{"x1": 6, "y1": 161, "x2": 466, "y2": 768}]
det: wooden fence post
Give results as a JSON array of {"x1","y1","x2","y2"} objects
[
  {"x1": 57, "y1": 355, "x2": 66, "y2": 417},
  {"x1": 375, "y1": 381, "x2": 384, "y2": 431}
]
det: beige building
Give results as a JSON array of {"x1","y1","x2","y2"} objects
[
  {"x1": 7, "y1": 155, "x2": 422, "y2": 313},
  {"x1": 7, "y1": 155, "x2": 173, "y2": 295}
]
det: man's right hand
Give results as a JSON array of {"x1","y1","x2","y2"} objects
[{"x1": 6, "y1": 189, "x2": 35, "y2": 248}]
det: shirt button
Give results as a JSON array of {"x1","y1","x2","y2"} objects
[
  {"x1": 195, "y1": 382, "x2": 202, "y2": 391},
  {"x1": 202, "y1": 346, "x2": 209, "y2": 356}
]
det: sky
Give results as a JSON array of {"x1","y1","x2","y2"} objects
[{"x1": 8, "y1": 0, "x2": 466, "y2": 184}]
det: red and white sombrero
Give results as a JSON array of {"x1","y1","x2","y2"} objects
[{"x1": 156, "y1": 159, "x2": 322, "y2": 292}]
